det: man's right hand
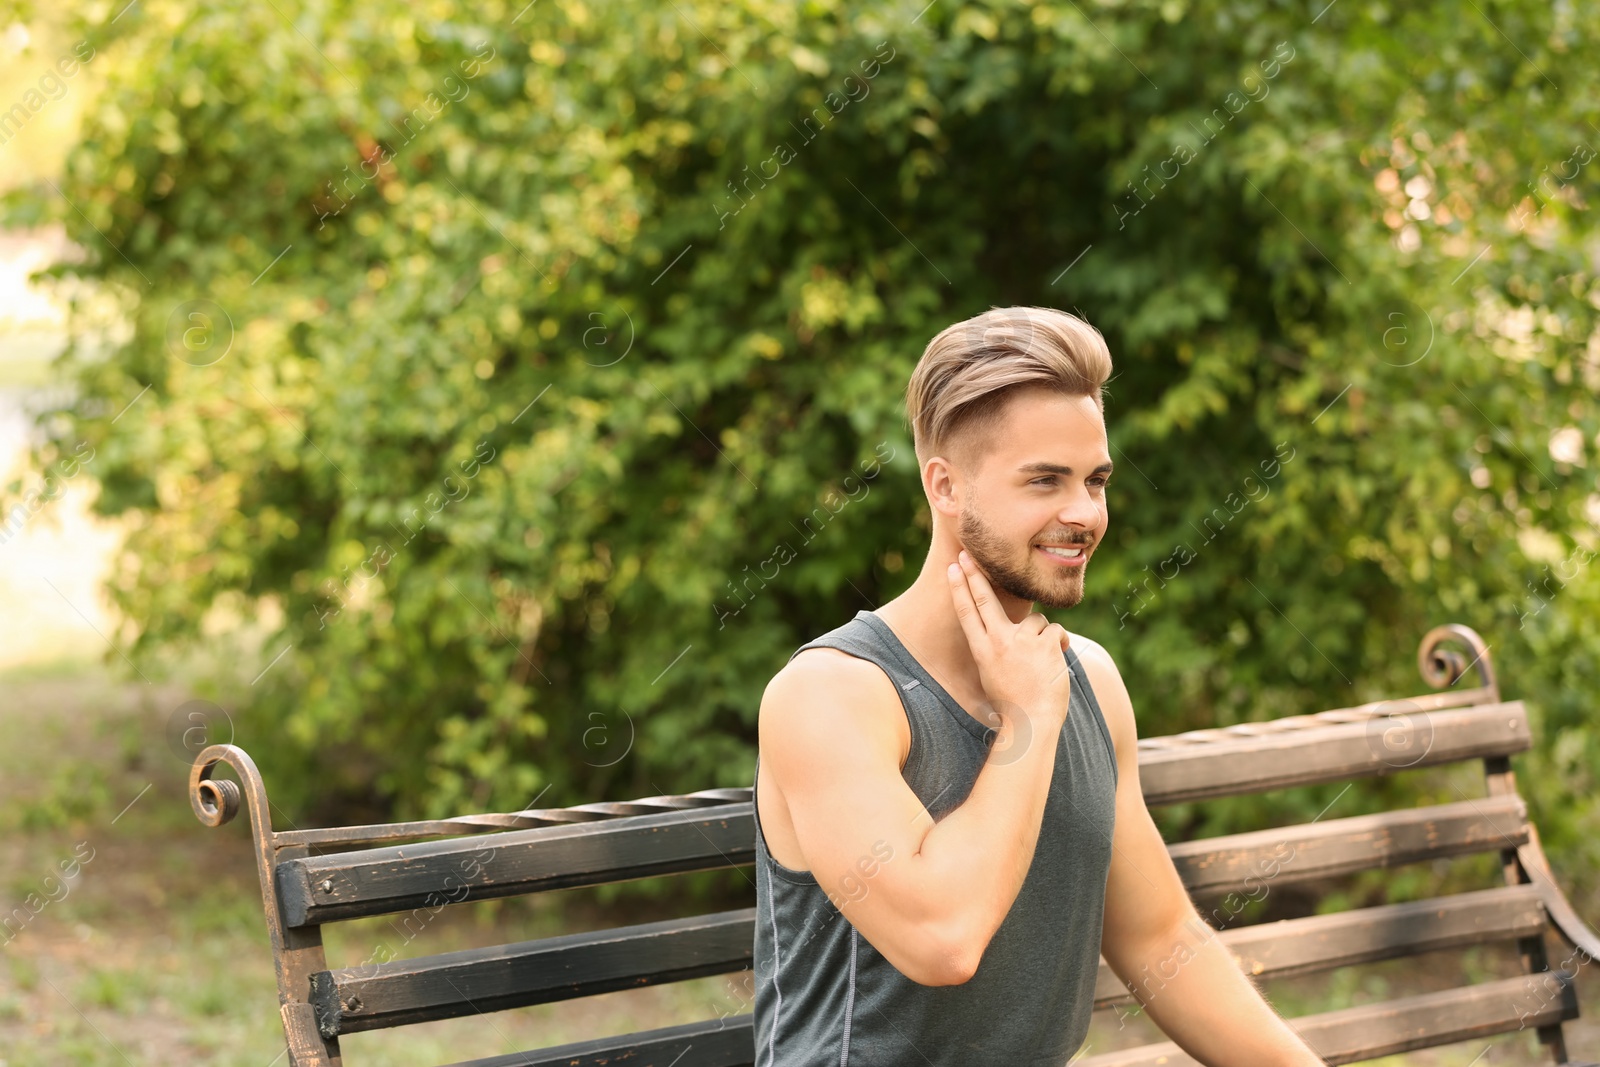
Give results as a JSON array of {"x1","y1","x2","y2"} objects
[{"x1": 946, "y1": 549, "x2": 1072, "y2": 737}]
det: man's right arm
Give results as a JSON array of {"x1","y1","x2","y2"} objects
[{"x1": 758, "y1": 651, "x2": 1063, "y2": 986}]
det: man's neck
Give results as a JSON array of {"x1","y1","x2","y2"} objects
[{"x1": 872, "y1": 552, "x2": 1036, "y2": 705}]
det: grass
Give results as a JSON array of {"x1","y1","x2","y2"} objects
[{"x1": 0, "y1": 659, "x2": 1596, "y2": 1064}]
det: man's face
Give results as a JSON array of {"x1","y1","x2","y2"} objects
[{"x1": 954, "y1": 389, "x2": 1111, "y2": 610}]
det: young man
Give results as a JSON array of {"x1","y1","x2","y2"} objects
[{"x1": 751, "y1": 306, "x2": 1326, "y2": 1065}]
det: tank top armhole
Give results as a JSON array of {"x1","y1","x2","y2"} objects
[
  {"x1": 1067, "y1": 647, "x2": 1120, "y2": 790},
  {"x1": 753, "y1": 759, "x2": 824, "y2": 885},
  {"x1": 758, "y1": 638, "x2": 915, "y2": 885}
]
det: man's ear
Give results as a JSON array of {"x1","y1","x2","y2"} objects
[{"x1": 925, "y1": 456, "x2": 963, "y2": 518}]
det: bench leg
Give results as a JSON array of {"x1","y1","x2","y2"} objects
[{"x1": 283, "y1": 1001, "x2": 338, "y2": 1067}]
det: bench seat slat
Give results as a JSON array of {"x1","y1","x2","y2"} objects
[
  {"x1": 314, "y1": 909, "x2": 756, "y2": 1037},
  {"x1": 441, "y1": 1014, "x2": 756, "y2": 1067},
  {"x1": 1092, "y1": 884, "x2": 1547, "y2": 1007},
  {"x1": 1080, "y1": 972, "x2": 1579, "y2": 1067},
  {"x1": 1169, "y1": 794, "x2": 1528, "y2": 896},
  {"x1": 1140, "y1": 701, "x2": 1530, "y2": 805}
]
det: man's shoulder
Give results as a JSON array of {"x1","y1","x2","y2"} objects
[
  {"x1": 764, "y1": 640, "x2": 902, "y2": 716},
  {"x1": 761, "y1": 644, "x2": 911, "y2": 771},
  {"x1": 1066, "y1": 631, "x2": 1115, "y2": 672}
]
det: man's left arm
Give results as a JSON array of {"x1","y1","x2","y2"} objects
[{"x1": 1074, "y1": 637, "x2": 1324, "y2": 1067}]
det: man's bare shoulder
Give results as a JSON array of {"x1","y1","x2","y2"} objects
[
  {"x1": 762, "y1": 646, "x2": 911, "y2": 767},
  {"x1": 1067, "y1": 631, "x2": 1114, "y2": 671}
]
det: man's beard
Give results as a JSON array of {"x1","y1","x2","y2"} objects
[{"x1": 958, "y1": 504, "x2": 1087, "y2": 610}]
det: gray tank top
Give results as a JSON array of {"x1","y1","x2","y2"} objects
[{"x1": 752, "y1": 608, "x2": 1119, "y2": 1066}]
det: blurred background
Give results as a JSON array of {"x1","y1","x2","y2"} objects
[{"x1": 0, "y1": 0, "x2": 1597, "y2": 1062}]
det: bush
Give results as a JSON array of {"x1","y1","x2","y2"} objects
[{"x1": 5, "y1": 0, "x2": 1598, "y2": 904}]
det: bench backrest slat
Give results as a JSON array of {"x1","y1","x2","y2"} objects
[
  {"x1": 1169, "y1": 794, "x2": 1527, "y2": 895},
  {"x1": 443, "y1": 1014, "x2": 757, "y2": 1067},
  {"x1": 1090, "y1": 883, "x2": 1546, "y2": 1008},
  {"x1": 313, "y1": 909, "x2": 755, "y2": 1037},
  {"x1": 1139, "y1": 701, "x2": 1529, "y2": 805},
  {"x1": 1079, "y1": 973, "x2": 1578, "y2": 1067},
  {"x1": 279, "y1": 806, "x2": 754, "y2": 927}
]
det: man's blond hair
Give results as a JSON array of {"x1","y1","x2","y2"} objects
[{"x1": 905, "y1": 305, "x2": 1114, "y2": 472}]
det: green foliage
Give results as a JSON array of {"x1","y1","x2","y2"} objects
[
  {"x1": 7, "y1": 0, "x2": 1599, "y2": 898},
  {"x1": 8, "y1": 764, "x2": 112, "y2": 832},
  {"x1": 76, "y1": 967, "x2": 145, "y2": 1013}
]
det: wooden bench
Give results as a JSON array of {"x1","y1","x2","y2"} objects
[{"x1": 191, "y1": 622, "x2": 1599, "y2": 1066}]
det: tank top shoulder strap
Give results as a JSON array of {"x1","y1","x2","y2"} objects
[
  {"x1": 788, "y1": 609, "x2": 889, "y2": 665},
  {"x1": 788, "y1": 610, "x2": 988, "y2": 820},
  {"x1": 785, "y1": 609, "x2": 940, "y2": 704}
]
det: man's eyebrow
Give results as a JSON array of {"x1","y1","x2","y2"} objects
[{"x1": 1016, "y1": 461, "x2": 1115, "y2": 477}]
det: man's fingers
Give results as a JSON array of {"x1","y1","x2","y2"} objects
[
  {"x1": 956, "y1": 551, "x2": 1007, "y2": 633},
  {"x1": 946, "y1": 560, "x2": 989, "y2": 651},
  {"x1": 1052, "y1": 623, "x2": 1072, "y2": 653}
]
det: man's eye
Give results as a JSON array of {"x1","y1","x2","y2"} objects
[{"x1": 1031, "y1": 476, "x2": 1110, "y2": 487}]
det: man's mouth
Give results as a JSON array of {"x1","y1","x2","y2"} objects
[{"x1": 1036, "y1": 543, "x2": 1089, "y2": 565}]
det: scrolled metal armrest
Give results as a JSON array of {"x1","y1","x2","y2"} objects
[
  {"x1": 195, "y1": 777, "x2": 241, "y2": 826},
  {"x1": 189, "y1": 743, "x2": 272, "y2": 838},
  {"x1": 1417, "y1": 623, "x2": 1499, "y2": 701}
]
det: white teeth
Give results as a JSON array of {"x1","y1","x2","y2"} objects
[{"x1": 1041, "y1": 546, "x2": 1082, "y2": 558}]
